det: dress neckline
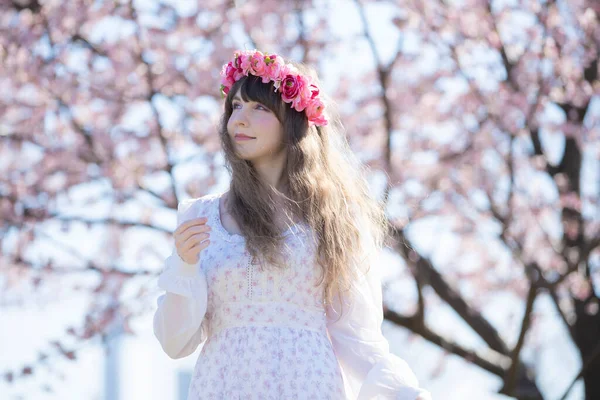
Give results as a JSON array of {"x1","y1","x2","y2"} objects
[{"x1": 210, "y1": 192, "x2": 307, "y2": 243}]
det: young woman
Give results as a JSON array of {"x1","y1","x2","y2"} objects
[{"x1": 153, "y1": 50, "x2": 431, "y2": 400}]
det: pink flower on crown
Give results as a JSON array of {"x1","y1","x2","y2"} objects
[
  {"x1": 294, "y1": 82, "x2": 321, "y2": 112},
  {"x1": 219, "y1": 49, "x2": 328, "y2": 126},
  {"x1": 240, "y1": 53, "x2": 252, "y2": 74},
  {"x1": 305, "y1": 99, "x2": 327, "y2": 126},
  {"x1": 220, "y1": 62, "x2": 236, "y2": 94},
  {"x1": 309, "y1": 83, "x2": 320, "y2": 99},
  {"x1": 231, "y1": 53, "x2": 247, "y2": 77},
  {"x1": 250, "y1": 53, "x2": 267, "y2": 78},
  {"x1": 227, "y1": 60, "x2": 244, "y2": 81},
  {"x1": 265, "y1": 55, "x2": 285, "y2": 86},
  {"x1": 293, "y1": 77, "x2": 317, "y2": 112},
  {"x1": 281, "y1": 74, "x2": 304, "y2": 104},
  {"x1": 232, "y1": 51, "x2": 243, "y2": 67}
]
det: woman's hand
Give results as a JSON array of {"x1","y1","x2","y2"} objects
[{"x1": 174, "y1": 217, "x2": 211, "y2": 264}]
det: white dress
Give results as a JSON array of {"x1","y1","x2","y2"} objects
[{"x1": 153, "y1": 193, "x2": 432, "y2": 400}]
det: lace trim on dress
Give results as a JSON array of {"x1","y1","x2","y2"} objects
[
  {"x1": 206, "y1": 193, "x2": 245, "y2": 244},
  {"x1": 208, "y1": 191, "x2": 311, "y2": 244}
]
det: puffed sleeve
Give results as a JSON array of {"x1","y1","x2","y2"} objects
[
  {"x1": 325, "y1": 245, "x2": 432, "y2": 400},
  {"x1": 153, "y1": 197, "x2": 209, "y2": 359}
]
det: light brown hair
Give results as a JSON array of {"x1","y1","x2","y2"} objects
[{"x1": 218, "y1": 60, "x2": 389, "y2": 312}]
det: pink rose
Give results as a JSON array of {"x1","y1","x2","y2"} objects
[
  {"x1": 223, "y1": 62, "x2": 236, "y2": 81},
  {"x1": 230, "y1": 64, "x2": 244, "y2": 81},
  {"x1": 264, "y1": 54, "x2": 282, "y2": 68},
  {"x1": 305, "y1": 99, "x2": 327, "y2": 126},
  {"x1": 220, "y1": 59, "x2": 245, "y2": 94},
  {"x1": 291, "y1": 76, "x2": 312, "y2": 111},
  {"x1": 310, "y1": 114, "x2": 327, "y2": 126},
  {"x1": 293, "y1": 97, "x2": 310, "y2": 112},
  {"x1": 220, "y1": 63, "x2": 234, "y2": 88},
  {"x1": 264, "y1": 55, "x2": 284, "y2": 83},
  {"x1": 250, "y1": 53, "x2": 267, "y2": 79},
  {"x1": 281, "y1": 74, "x2": 307, "y2": 103},
  {"x1": 221, "y1": 62, "x2": 231, "y2": 76},
  {"x1": 233, "y1": 52, "x2": 242, "y2": 68},
  {"x1": 240, "y1": 54, "x2": 252, "y2": 74},
  {"x1": 231, "y1": 54, "x2": 246, "y2": 79}
]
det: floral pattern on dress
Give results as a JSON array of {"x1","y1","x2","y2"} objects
[
  {"x1": 189, "y1": 326, "x2": 345, "y2": 400},
  {"x1": 186, "y1": 193, "x2": 346, "y2": 400}
]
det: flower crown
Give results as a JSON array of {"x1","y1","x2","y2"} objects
[{"x1": 219, "y1": 49, "x2": 327, "y2": 127}]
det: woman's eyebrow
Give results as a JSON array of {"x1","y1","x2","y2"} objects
[{"x1": 233, "y1": 94, "x2": 242, "y2": 101}]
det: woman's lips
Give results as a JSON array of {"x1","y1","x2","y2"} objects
[{"x1": 234, "y1": 134, "x2": 256, "y2": 141}]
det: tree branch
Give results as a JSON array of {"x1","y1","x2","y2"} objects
[
  {"x1": 391, "y1": 227, "x2": 511, "y2": 356},
  {"x1": 384, "y1": 310, "x2": 510, "y2": 376},
  {"x1": 45, "y1": 213, "x2": 172, "y2": 234},
  {"x1": 503, "y1": 281, "x2": 539, "y2": 395}
]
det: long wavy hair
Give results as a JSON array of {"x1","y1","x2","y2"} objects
[{"x1": 218, "y1": 60, "x2": 389, "y2": 311}]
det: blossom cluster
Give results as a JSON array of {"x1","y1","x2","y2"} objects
[{"x1": 220, "y1": 50, "x2": 327, "y2": 127}]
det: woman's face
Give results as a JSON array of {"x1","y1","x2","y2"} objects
[{"x1": 226, "y1": 89, "x2": 285, "y2": 163}]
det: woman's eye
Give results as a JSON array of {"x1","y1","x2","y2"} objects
[{"x1": 232, "y1": 102, "x2": 267, "y2": 111}]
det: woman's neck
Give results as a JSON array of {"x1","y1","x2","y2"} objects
[{"x1": 250, "y1": 152, "x2": 287, "y2": 191}]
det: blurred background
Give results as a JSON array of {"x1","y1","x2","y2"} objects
[{"x1": 1, "y1": 0, "x2": 598, "y2": 399}]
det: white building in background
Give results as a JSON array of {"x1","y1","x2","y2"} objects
[
  {"x1": 0, "y1": 293, "x2": 201, "y2": 400},
  {"x1": 103, "y1": 307, "x2": 199, "y2": 400}
]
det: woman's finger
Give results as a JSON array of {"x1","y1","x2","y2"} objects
[
  {"x1": 176, "y1": 217, "x2": 208, "y2": 236},
  {"x1": 180, "y1": 224, "x2": 212, "y2": 241},
  {"x1": 182, "y1": 233, "x2": 210, "y2": 251},
  {"x1": 181, "y1": 239, "x2": 211, "y2": 263},
  {"x1": 177, "y1": 225, "x2": 211, "y2": 245},
  {"x1": 191, "y1": 240, "x2": 211, "y2": 252}
]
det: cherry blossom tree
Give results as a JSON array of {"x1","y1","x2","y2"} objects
[{"x1": 1, "y1": 0, "x2": 598, "y2": 399}]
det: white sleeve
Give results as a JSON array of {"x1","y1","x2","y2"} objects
[
  {"x1": 325, "y1": 250, "x2": 432, "y2": 400},
  {"x1": 153, "y1": 198, "x2": 209, "y2": 359}
]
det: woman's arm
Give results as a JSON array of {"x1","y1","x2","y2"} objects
[
  {"x1": 153, "y1": 198, "x2": 209, "y2": 359},
  {"x1": 326, "y1": 252, "x2": 432, "y2": 400}
]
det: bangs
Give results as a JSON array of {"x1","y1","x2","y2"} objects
[{"x1": 227, "y1": 76, "x2": 284, "y2": 120}]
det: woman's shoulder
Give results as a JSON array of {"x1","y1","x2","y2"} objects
[{"x1": 177, "y1": 191, "x2": 225, "y2": 221}]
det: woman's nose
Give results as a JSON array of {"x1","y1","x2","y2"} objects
[{"x1": 231, "y1": 107, "x2": 248, "y2": 126}]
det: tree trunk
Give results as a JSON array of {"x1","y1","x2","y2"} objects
[{"x1": 573, "y1": 296, "x2": 600, "y2": 400}]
